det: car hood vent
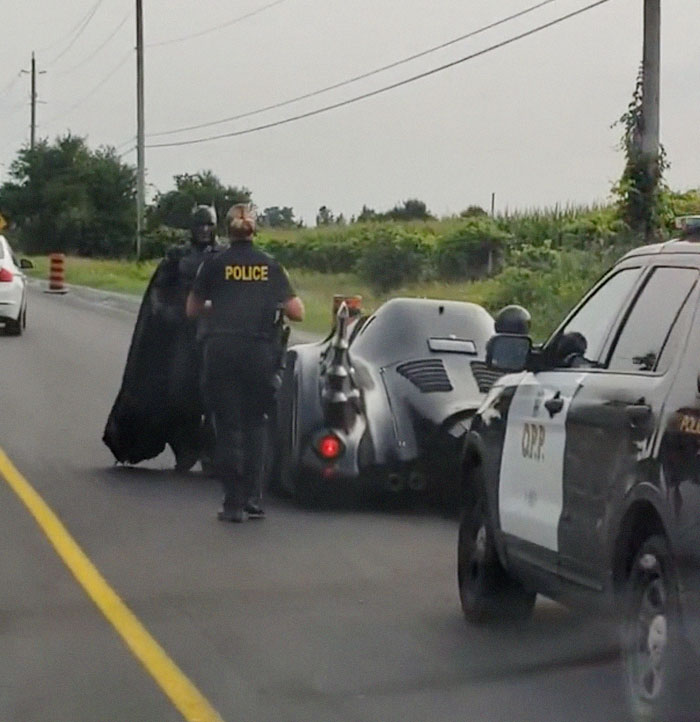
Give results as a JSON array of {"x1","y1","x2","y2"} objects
[
  {"x1": 396, "y1": 359, "x2": 453, "y2": 393},
  {"x1": 470, "y1": 361, "x2": 503, "y2": 393}
]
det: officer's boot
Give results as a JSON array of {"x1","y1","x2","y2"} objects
[
  {"x1": 243, "y1": 425, "x2": 267, "y2": 519},
  {"x1": 199, "y1": 414, "x2": 217, "y2": 477},
  {"x1": 217, "y1": 428, "x2": 248, "y2": 522}
]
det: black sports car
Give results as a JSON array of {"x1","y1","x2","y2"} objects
[{"x1": 275, "y1": 296, "x2": 498, "y2": 505}]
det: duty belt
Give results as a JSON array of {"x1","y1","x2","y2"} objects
[{"x1": 206, "y1": 329, "x2": 275, "y2": 341}]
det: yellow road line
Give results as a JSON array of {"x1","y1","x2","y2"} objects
[{"x1": 0, "y1": 447, "x2": 224, "y2": 722}]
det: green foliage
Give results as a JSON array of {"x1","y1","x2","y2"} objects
[
  {"x1": 612, "y1": 66, "x2": 670, "y2": 241},
  {"x1": 140, "y1": 225, "x2": 189, "y2": 260},
  {"x1": 259, "y1": 228, "x2": 362, "y2": 272},
  {"x1": 482, "y1": 247, "x2": 616, "y2": 341},
  {"x1": 667, "y1": 189, "x2": 700, "y2": 225},
  {"x1": 354, "y1": 198, "x2": 434, "y2": 223},
  {"x1": 149, "y1": 171, "x2": 250, "y2": 234},
  {"x1": 434, "y1": 217, "x2": 512, "y2": 280},
  {"x1": 460, "y1": 205, "x2": 488, "y2": 218},
  {"x1": 507, "y1": 239, "x2": 560, "y2": 271},
  {"x1": 354, "y1": 227, "x2": 428, "y2": 293},
  {"x1": 0, "y1": 134, "x2": 136, "y2": 256},
  {"x1": 258, "y1": 206, "x2": 300, "y2": 229}
]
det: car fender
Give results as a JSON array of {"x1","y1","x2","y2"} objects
[
  {"x1": 606, "y1": 476, "x2": 672, "y2": 591},
  {"x1": 459, "y1": 429, "x2": 513, "y2": 569}
]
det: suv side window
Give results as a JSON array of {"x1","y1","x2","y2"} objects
[
  {"x1": 550, "y1": 267, "x2": 642, "y2": 367},
  {"x1": 607, "y1": 267, "x2": 698, "y2": 373}
]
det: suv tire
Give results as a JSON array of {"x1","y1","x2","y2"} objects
[
  {"x1": 622, "y1": 535, "x2": 700, "y2": 722},
  {"x1": 458, "y1": 494, "x2": 535, "y2": 624}
]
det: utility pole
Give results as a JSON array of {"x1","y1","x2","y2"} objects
[
  {"x1": 135, "y1": 0, "x2": 145, "y2": 260},
  {"x1": 21, "y1": 52, "x2": 44, "y2": 150},
  {"x1": 30, "y1": 53, "x2": 36, "y2": 150},
  {"x1": 641, "y1": 0, "x2": 660, "y2": 240}
]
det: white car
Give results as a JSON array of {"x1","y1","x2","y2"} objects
[{"x1": 0, "y1": 235, "x2": 32, "y2": 336}]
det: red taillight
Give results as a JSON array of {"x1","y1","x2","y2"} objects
[
  {"x1": 0, "y1": 267, "x2": 13, "y2": 282},
  {"x1": 318, "y1": 435, "x2": 341, "y2": 460}
]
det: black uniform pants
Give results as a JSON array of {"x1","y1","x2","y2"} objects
[{"x1": 201, "y1": 335, "x2": 277, "y2": 507}]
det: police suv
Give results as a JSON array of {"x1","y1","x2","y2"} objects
[{"x1": 458, "y1": 218, "x2": 700, "y2": 721}]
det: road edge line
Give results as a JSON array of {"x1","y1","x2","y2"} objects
[{"x1": 0, "y1": 447, "x2": 224, "y2": 722}]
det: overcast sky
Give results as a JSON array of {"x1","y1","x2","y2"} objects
[{"x1": 1, "y1": 0, "x2": 698, "y2": 225}]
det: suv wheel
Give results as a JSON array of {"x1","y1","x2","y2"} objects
[
  {"x1": 458, "y1": 495, "x2": 535, "y2": 624},
  {"x1": 622, "y1": 535, "x2": 699, "y2": 721}
]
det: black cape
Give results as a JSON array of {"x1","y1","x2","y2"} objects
[{"x1": 103, "y1": 246, "x2": 212, "y2": 465}]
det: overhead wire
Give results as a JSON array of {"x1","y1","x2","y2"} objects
[
  {"x1": 146, "y1": 0, "x2": 291, "y2": 48},
  {"x1": 46, "y1": 48, "x2": 133, "y2": 126},
  {"x1": 148, "y1": 0, "x2": 559, "y2": 139},
  {"x1": 49, "y1": 0, "x2": 108, "y2": 65},
  {"x1": 58, "y1": 9, "x2": 132, "y2": 76},
  {"x1": 38, "y1": 0, "x2": 107, "y2": 53},
  {"x1": 147, "y1": 0, "x2": 611, "y2": 149},
  {"x1": 0, "y1": 72, "x2": 22, "y2": 98},
  {"x1": 113, "y1": 135, "x2": 137, "y2": 151}
]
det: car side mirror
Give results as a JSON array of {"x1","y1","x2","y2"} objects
[
  {"x1": 19, "y1": 258, "x2": 34, "y2": 269},
  {"x1": 486, "y1": 333, "x2": 532, "y2": 373}
]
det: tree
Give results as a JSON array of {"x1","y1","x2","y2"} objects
[
  {"x1": 386, "y1": 198, "x2": 434, "y2": 222},
  {"x1": 460, "y1": 205, "x2": 488, "y2": 218},
  {"x1": 0, "y1": 134, "x2": 136, "y2": 256},
  {"x1": 258, "y1": 206, "x2": 298, "y2": 228},
  {"x1": 150, "y1": 171, "x2": 251, "y2": 235},
  {"x1": 612, "y1": 65, "x2": 670, "y2": 241},
  {"x1": 356, "y1": 205, "x2": 378, "y2": 223},
  {"x1": 316, "y1": 205, "x2": 335, "y2": 226},
  {"x1": 355, "y1": 199, "x2": 434, "y2": 223}
]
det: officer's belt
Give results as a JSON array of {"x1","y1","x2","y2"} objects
[{"x1": 205, "y1": 329, "x2": 275, "y2": 341}]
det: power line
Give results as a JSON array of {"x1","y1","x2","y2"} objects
[
  {"x1": 149, "y1": 0, "x2": 559, "y2": 139},
  {"x1": 58, "y1": 9, "x2": 132, "y2": 76},
  {"x1": 146, "y1": 0, "x2": 291, "y2": 48},
  {"x1": 49, "y1": 0, "x2": 108, "y2": 65},
  {"x1": 39, "y1": 0, "x2": 107, "y2": 53},
  {"x1": 0, "y1": 71, "x2": 22, "y2": 98},
  {"x1": 46, "y1": 49, "x2": 133, "y2": 126},
  {"x1": 148, "y1": 0, "x2": 611, "y2": 149},
  {"x1": 114, "y1": 135, "x2": 137, "y2": 151}
]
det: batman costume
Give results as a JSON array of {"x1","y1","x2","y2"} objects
[{"x1": 103, "y1": 206, "x2": 221, "y2": 468}]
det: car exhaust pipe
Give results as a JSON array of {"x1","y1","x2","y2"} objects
[
  {"x1": 387, "y1": 473, "x2": 404, "y2": 493},
  {"x1": 407, "y1": 470, "x2": 427, "y2": 492}
]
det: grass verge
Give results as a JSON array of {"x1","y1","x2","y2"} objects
[{"x1": 26, "y1": 252, "x2": 614, "y2": 340}]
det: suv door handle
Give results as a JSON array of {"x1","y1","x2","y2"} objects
[
  {"x1": 544, "y1": 394, "x2": 564, "y2": 417},
  {"x1": 625, "y1": 403, "x2": 652, "y2": 426}
]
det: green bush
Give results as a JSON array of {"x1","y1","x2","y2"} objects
[
  {"x1": 354, "y1": 227, "x2": 428, "y2": 292},
  {"x1": 560, "y1": 208, "x2": 630, "y2": 249},
  {"x1": 434, "y1": 218, "x2": 512, "y2": 280},
  {"x1": 507, "y1": 239, "x2": 560, "y2": 271},
  {"x1": 140, "y1": 226, "x2": 189, "y2": 260},
  {"x1": 482, "y1": 247, "x2": 616, "y2": 341}
]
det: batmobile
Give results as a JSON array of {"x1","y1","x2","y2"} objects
[{"x1": 274, "y1": 296, "x2": 499, "y2": 505}]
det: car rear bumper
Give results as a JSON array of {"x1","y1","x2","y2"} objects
[
  {"x1": 0, "y1": 280, "x2": 23, "y2": 320},
  {"x1": 0, "y1": 298, "x2": 21, "y2": 321}
]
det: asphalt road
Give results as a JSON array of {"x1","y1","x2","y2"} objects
[{"x1": 0, "y1": 286, "x2": 631, "y2": 722}]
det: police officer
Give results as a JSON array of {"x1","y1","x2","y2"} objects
[{"x1": 186, "y1": 204, "x2": 304, "y2": 522}]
